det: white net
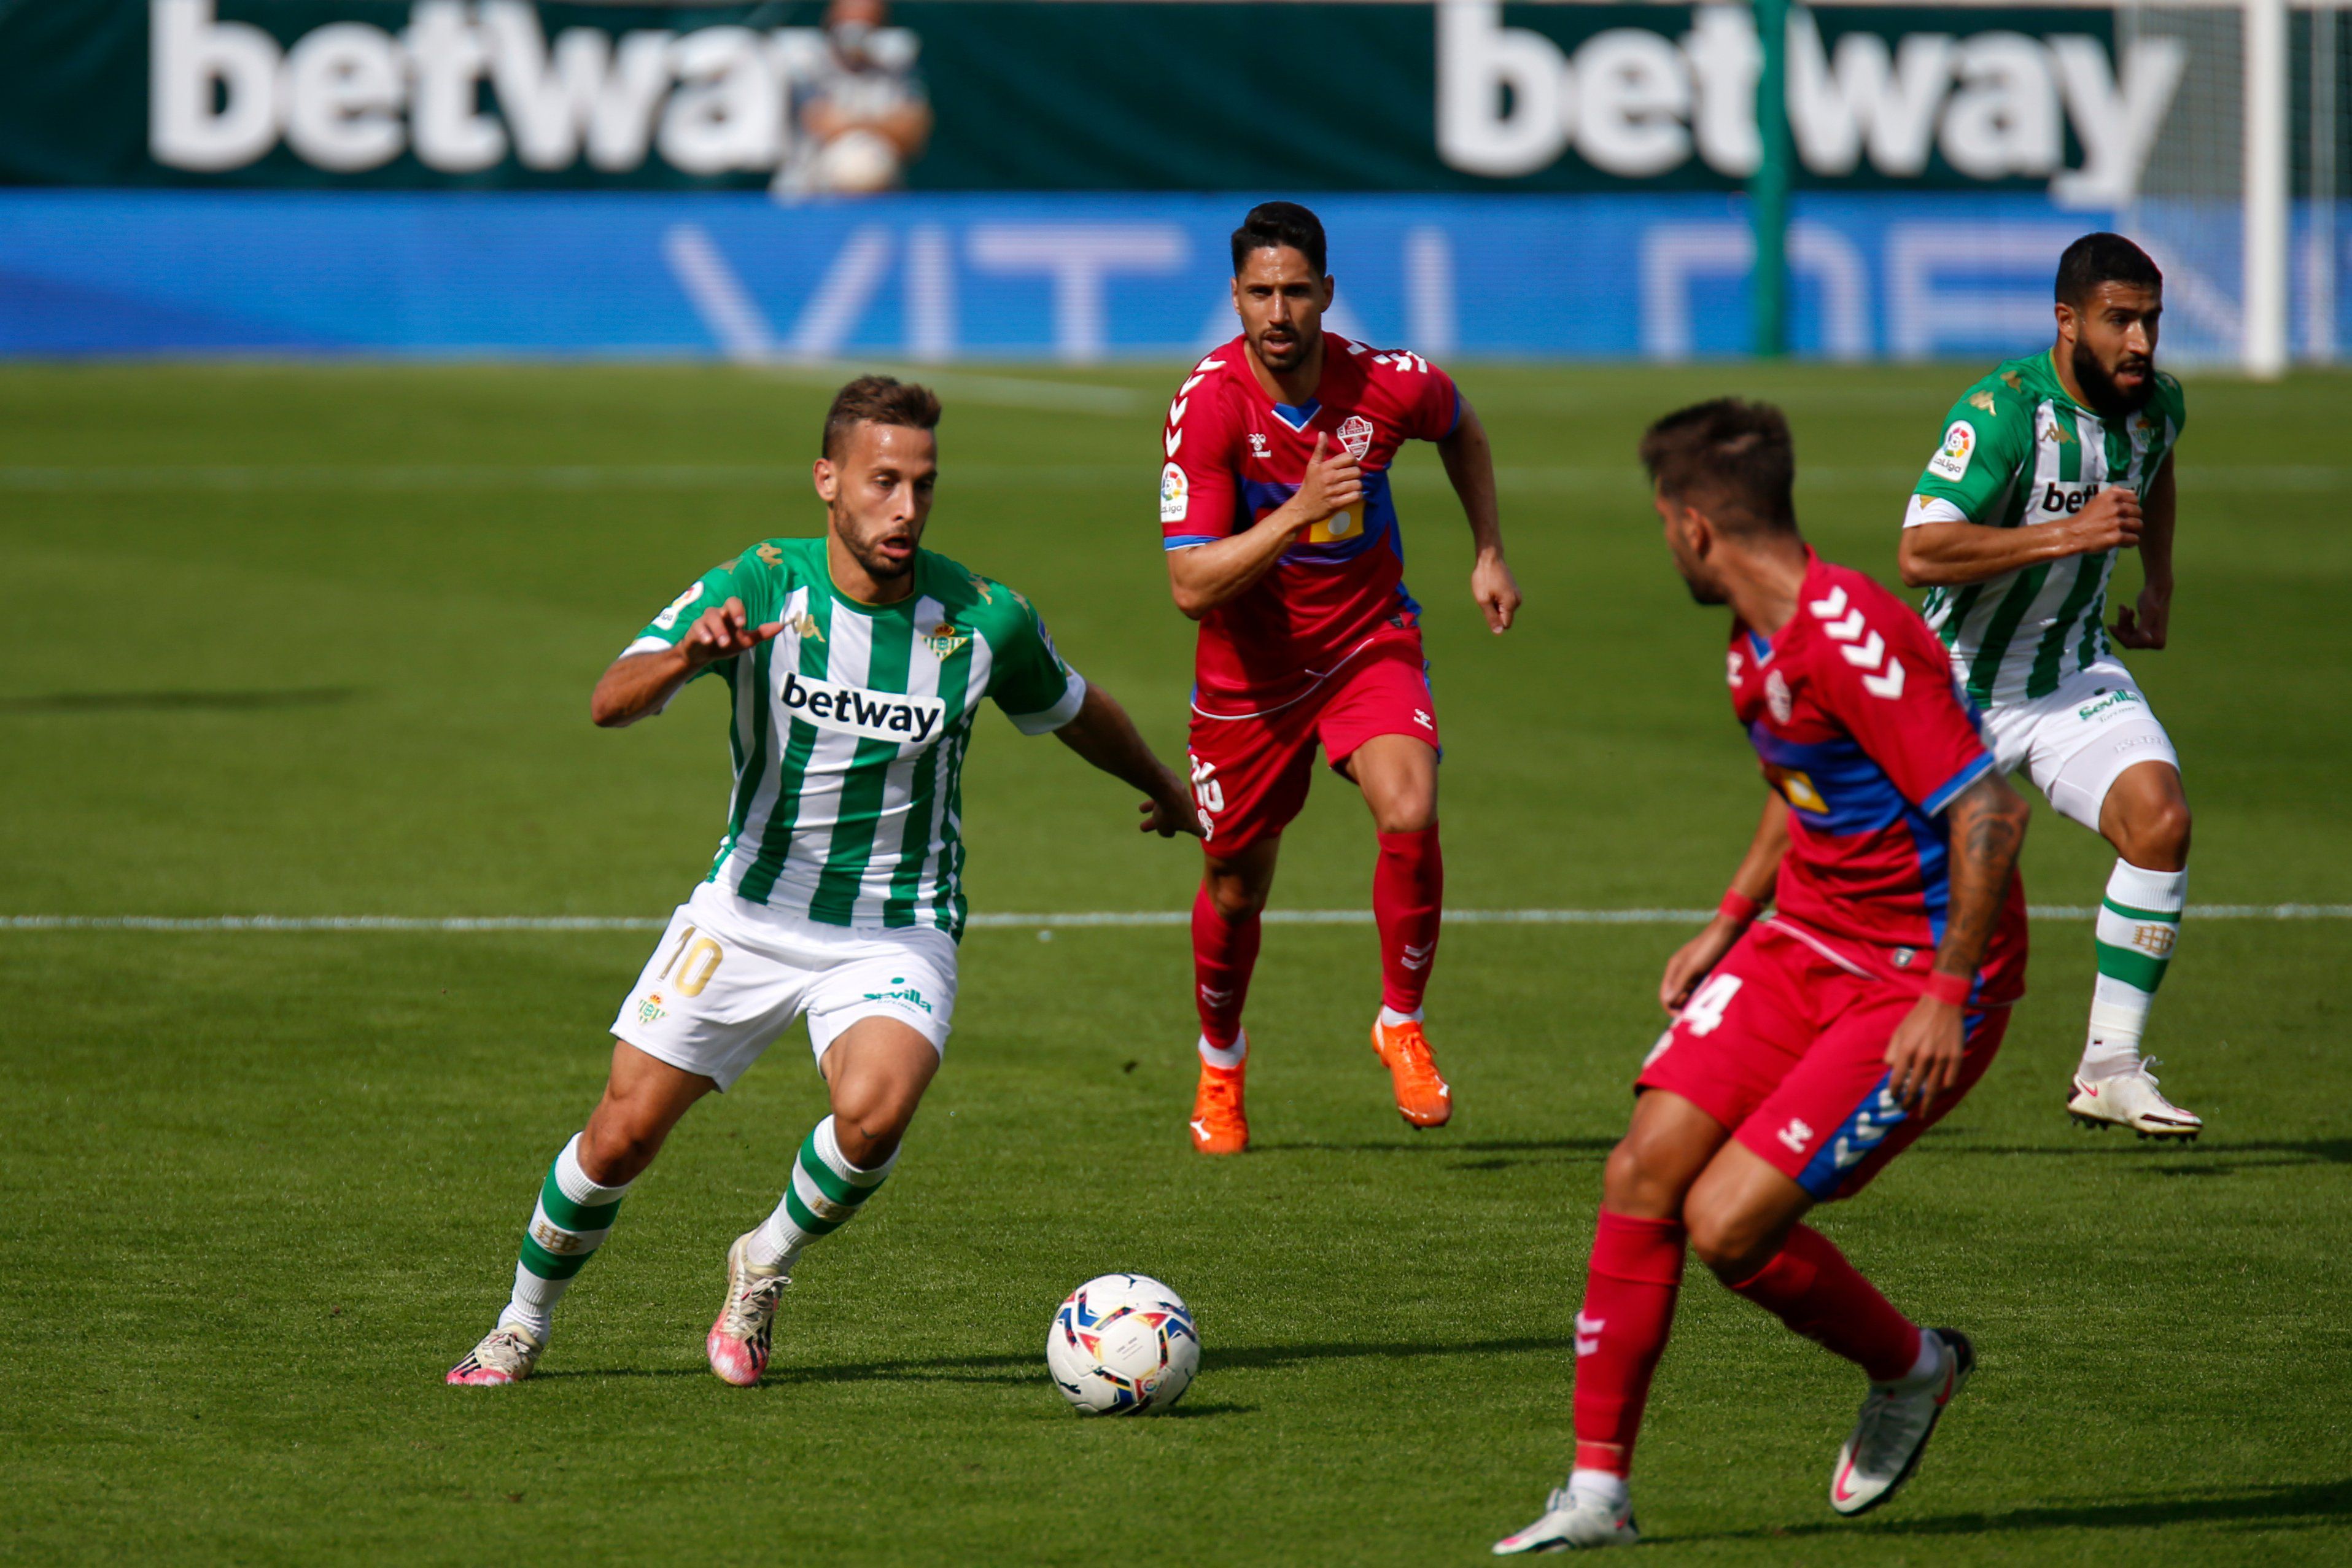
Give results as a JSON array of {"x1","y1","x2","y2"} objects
[{"x1": 2118, "y1": 0, "x2": 2254, "y2": 364}]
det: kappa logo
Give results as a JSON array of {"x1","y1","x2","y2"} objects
[
  {"x1": 756, "y1": 543, "x2": 785, "y2": 567},
  {"x1": 779, "y1": 670, "x2": 945, "y2": 745},
  {"x1": 1160, "y1": 462, "x2": 1189, "y2": 524},
  {"x1": 1968, "y1": 389, "x2": 1999, "y2": 415},
  {"x1": 1807, "y1": 584, "x2": 1906, "y2": 699},
  {"x1": 2044, "y1": 413, "x2": 2076, "y2": 446},
  {"x1": 923, "y1": 621, "x2": 972, "y2": 658},
  {"x1": 1338, "y1": 414, "x2": 1375, "y2": 460},
  {"x1": 1778, "y1": 1117, "x2": 1815, "y2": 1154},
  {"x1": 1928, "y1": 421, "x2": 1974, "y2": 482},
  {"x1": 790, "y1": 611, "x2": 825, "y2": 642},
  {"x1": 2001, "y1": 369, "x2": 2024, "y2": 391},
  {"x1": 966, "y1": 573, "x2": 995, "y2": 605}
]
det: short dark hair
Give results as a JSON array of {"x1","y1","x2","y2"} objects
[
  {"x1": 1637, "y1": 398, "x2": 1797, "y2": 535},
  {"x1": 821, "y1": 375, "x2": 941, "y2": 461},
  {"x1": 2055, "y1": 232, "x2": 2162, "y2": 306},
  {"x1": 1231, "y1": 201, "x2": 1327, "y2": 276}
]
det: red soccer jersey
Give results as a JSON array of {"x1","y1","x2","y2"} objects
[
  {"x1": 1728, "y1": 552, "x2": 2028, "y2": 1004},
  {"x1": 1159, "y1": 333, "x2": 1461, "y2": 714}
]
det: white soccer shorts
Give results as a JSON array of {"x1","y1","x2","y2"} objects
[
  {"x1": 610, "y1": 879, "x2": 958, "y2": 1091},
  {"x1": 1977, "y1": 657, "x2": 2179, "y2": 831}
]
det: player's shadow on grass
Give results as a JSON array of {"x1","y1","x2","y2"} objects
[
  {"x1": 1250, "y1": 1138, "x2": 1618, "y2": 1166},
  {"x1": 1691, "y1": 1477, "x2": 2352, "y2": 1543},
  {"x1": 751, "y1": 1335, "x2": 1580, "y2": 1389},
  {"x1": 1927, "y1": 1138, "x2": 2352, "y2": 1174},
  {"x1": 0, "y1": 686, "x2": 363, "y2": 713}
]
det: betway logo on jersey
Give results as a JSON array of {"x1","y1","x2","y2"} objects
[
  {"x1": 2040, "y1": 481, "x2": 2103, "y2": 516},
  {"x1": 779, "y1": 671, "x2": 944, "y2": 744}
]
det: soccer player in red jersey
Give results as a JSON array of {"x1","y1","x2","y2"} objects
[
  {"x1": 1494, "y1": 401, "x2": 2032, "y2": 1551},
  {"x1": 1159, "y1": 201, "x2": 1521, "y2": 1155}
]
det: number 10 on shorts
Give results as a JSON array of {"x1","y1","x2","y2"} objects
[{"x1": 658, "y1": 926, "x2": 724, "y2": 998}]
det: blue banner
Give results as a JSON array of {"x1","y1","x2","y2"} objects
[{"x1": 1, "y1": 190, "x2": 2340, "y2": 361}]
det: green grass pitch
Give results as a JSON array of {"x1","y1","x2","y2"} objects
[{"x1": 2, "y1": 360, "x2": 2348, "y2": 1564}]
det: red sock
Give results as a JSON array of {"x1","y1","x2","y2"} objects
[
  {"x1": 1373, "y1": 826, "x2": 1443, "y2": 1014},
  {"x1": 1571, "y1": 1210, "x2": 1688, "y2": 1477},
  {"x1": 1726, "y1": 1224, "x2": 1922, "y2": 1383},
  {"x1": 1191, "y1": 882, "x2": 1260, "y2": 1052}
]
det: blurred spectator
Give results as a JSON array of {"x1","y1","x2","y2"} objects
[{"x1": 775, "y1": 0, "x2": 932, "y2": 196}]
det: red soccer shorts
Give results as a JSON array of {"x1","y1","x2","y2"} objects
[
  {"x1": 1636, "y1": 920, "x2": 2010, "y2": 1201},
  {"x1": 1185, "y1": 629, "x2": 1438, "y2": 853}
]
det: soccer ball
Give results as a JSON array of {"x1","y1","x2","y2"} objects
[{"x1": 1046, "y1": 1273, "x2": 1200, "y2": 1415}]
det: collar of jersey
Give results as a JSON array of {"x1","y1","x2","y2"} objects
[
  {"x1": 825, "y1": 553, "x2": 923, "y2": 615},
  {"x1": 1267, "y1": 397, "x2": 1321, "y2": 432}
]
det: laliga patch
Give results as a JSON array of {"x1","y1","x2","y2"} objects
[
  {"x1": 1927, "y1": 421, "x2": 1974, "y2": 482},
  {"x1": 1338, "y1": 414, "x2": 1375, "y2": 460},
  {"x1": 653, "y1": 582, "x2": 703, "y2": 631},
  {"x1": 1159, "y1": 462, "x2": 1189, "y2": 524}
]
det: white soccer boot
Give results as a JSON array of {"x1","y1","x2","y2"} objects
[
  {"x1": 1492, "y1": 1484, "x2": 1639, "y2": 1553},
  {"x1": 1828, "y1": 1327, "x2": 1973, "y2": 1516},
  {"x1": 2067, "y1": 1059, "x2": 2202, "y2": 1140},
  {"x1": 446, "y1": 1322, "x2": 543, "y2": 1386},
  {"x1": 705, "y1": 1231, "x2": 790, "y2": 1387}
]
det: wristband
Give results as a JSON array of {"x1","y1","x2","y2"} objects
[
  {"x1": 1716, "y1": 890, "x2": 1762, "y2": 927},
  {"x1": 1923, "y1": 971, "x2": 1971, "y2": 1007}
]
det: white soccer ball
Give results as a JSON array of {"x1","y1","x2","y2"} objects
[{"x1": 1046, "y1": 1273, "x2": 1200, "y2": 1415}]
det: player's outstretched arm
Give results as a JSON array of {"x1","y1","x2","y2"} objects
[
  {"x1": 2113, "y1": 457, "x2": 2175, "y2": 650},
  {"x1": 1436, "y1": 400, "x2": 1519, "y2": 633},
  {"x1": 1898, "y1": 487, "x2": 2141, "y2": 589},
  {"x1": 1050, "y1": 681, "x2": 1204, "y2": 838},
  {"x1": 1659, "y1": 793, "x2": 1789, "y2": 1012},
  {"x1": 591, "y1": 597, "x2": 780, "y2": 728},
  {"x1": 1884, "y1": 772, "x2": 2030, "y2": 1109},
  {"x1": 1166, "y1": 433, "x2": 1361, "y2": 619}
]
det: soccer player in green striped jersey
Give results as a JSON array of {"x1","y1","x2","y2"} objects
[
  {"x1": 1898, "y1": 233, "x2": 2200, "y2": 1141},
  {"x1": 449, "y1": 376, "x2": 1201, "y2": 1388}
]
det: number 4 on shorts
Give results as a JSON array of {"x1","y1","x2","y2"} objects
[{"x1": 1680, "y1": 974, "x2": 1743, "y2": 1036}]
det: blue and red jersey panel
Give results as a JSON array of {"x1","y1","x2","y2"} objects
[{"x1": 1726, "y1": 552, "x2": 2028, "y2": 1004}]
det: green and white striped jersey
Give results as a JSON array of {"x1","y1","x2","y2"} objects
[
  {"x1": 1907, "y1": 351, "x2": 2186, "y2": 706},
  {"x1": 624, "y1": 537, "x2": 1087, "y2": 939}
]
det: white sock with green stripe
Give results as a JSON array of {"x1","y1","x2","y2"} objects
[
  {"x1": 499, "y1": 1133, "x2": 632, "y2": 1340},
  {"x1": 744, "y1": 1116, "x2": 895, "y2": 1273},
  {"x1": 2080, "y1": 860, "x2": 2188, "y2": 1080}
]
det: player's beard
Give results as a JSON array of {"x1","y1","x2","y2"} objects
[
  {"x1": 1252, "y1": 320, "x2": 1317, "y2": 373},
  {"x1": 839, "y1": 518, "x2": 918, "y2": 586},
  {"x1": 2071, "y1": 338, "x2": 2157, "y2": 416}
]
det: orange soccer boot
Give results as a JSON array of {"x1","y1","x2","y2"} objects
[
  {"x1": 1189, "y1": 1055, "x2": 1249, "y2": 1155},
  {"x1": 1371, "y1": 1015, "x2": 1453, "y2": 1128}
]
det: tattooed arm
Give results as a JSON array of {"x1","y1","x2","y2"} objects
[{"x1": 1883, "y1": 771, "x2": 2031, "y2": 1109}]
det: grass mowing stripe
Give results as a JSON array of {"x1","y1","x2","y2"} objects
[
  {"x1": 4, "y1": 905, "x2": 2348, "y2": 933},
  {"x1": 4, "y1": 464, "x2": 2345, "y2": 493}
]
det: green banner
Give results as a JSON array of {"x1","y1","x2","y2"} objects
[{"x1": 0, "y1": 0, "x2": 2257, "y2": 201}]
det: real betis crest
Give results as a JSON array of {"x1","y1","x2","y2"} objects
[{"x1": 923, "y1": 621, "x2": 972, "y2": 657}]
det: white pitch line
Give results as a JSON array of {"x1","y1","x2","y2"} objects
[{"x1": 4, "y1": 905, "x2": 2347, "y2": 934}]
